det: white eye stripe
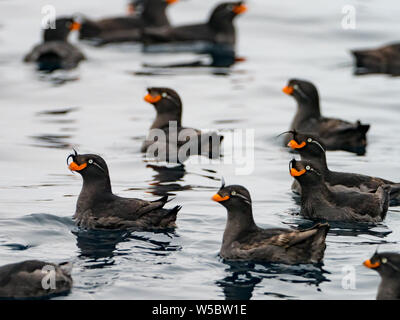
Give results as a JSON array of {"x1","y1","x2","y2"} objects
[{"x1": 292, "y1": 84, "x2": 308, "y2": 99}]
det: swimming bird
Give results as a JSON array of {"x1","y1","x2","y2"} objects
[
  {"x1": 0, "y1": 260, "x2": 72, "y2": 299},
  {"x1": 282, "y1": 79, "x2": 370, "y2": 155},
  {"x1": 352, "y1": 43, "x2": 400, "y2": 76},
  {"x1": 142, "y1": 1, "x2": 247, "y2": 50},
  {"x1": 141, "y1": 87, "x2": 223, "y2": 163},
  {"x1": 289, "y1": 159, "x2": 390, "y2": 223},
  {"x1": 287, "y1": 131, "x2": 400, "y2": 206},
  {"x1": 24, "y1": 17, "x2": 85, "y2": 72},
  {"x1": 212, "y1": 183, "x2": 329, "y2": 264},
  {"x1": 67, "y1": 151, "x2": 181, "y2": 230},
  {"x1": 364, "y1": 251, "x2": 400, "y2": 300},
  {"x1": 79, "y1": 0, "x2": 178, "y2": 45}
]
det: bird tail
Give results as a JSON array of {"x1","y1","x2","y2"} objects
[{"x1": 161, "y1": 205, "x2": 181, "y2": 228}]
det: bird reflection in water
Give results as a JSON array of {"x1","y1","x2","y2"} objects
[{"x1": 217, "y1": 260, "x2": 329, "y2": 300}]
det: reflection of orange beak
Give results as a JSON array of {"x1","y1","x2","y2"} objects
[
  {"x1": 363, "y1": 259, "x2": 380, "y2": 269},
  {"x1": 212, "y1": 194, "x2": 230, "y2": 202},
  {"x1": 288, "y1": 140, "x2": 306, "y2": 149},
  {"x1": 290, "y1": 168, "x2": 306, "y2": 177},
  {"x1": 70, "y1": 22, "x2": 81, "y2": 31},
  {"x1": 69, "y1": 161, "x2": 87, "y2": 171},
  {"x1": 166, "y1": 0, "x2": 178, "y2": 4},
  {"x1": 144, "y1": 94, "x2": 162, "y2": 104},
  {"x1": 282, "y1": 86, "x2": 294, "y2": 95},
  {"x1": 233, "y1": 4, "x2": 247, "y2": 14}
]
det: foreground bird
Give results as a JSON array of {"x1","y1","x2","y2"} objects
[
  {"x1": 79, "y1": 0, "x2": 177, "y2": 45},
  {"x1": 67, "y1": 151, "x2": 181, "y2": 230},
  {"x1": 0, "y1": 260, "x2": 72, "y2": 299},
  {"x1": 142, "y1": 87, "x2": 223, "y2": 163},
  {"x1": 364, "y1": 251, "x2": 400, "y2": 300},
  {"x1": 143, "y1": 1, "x2": 247, "y2": 50},
  {"x1": 212, "y1": 183, "x2": 329, "y2": 264},
  {"x1": 287, "y1": 131, "x2": 400, "y2": 206},
  {"x1": 289, "y1": 159, "x2": 390, "y2": 223},
  {"x1": 352, "y1": 43, "x2": 400, "y2": 76},
  {"x1": 24, "y1": 17, "x2": 85, "y2": 72},
  {"x1": 282, "y1": 79, "x2": 370, "y2": 155}
]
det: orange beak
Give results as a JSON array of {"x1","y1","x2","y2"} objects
[
  {"x1": 212, "y1": 194, "x2": 230, "y2": 202},
  {"x1": 70, "y1": 22, "x2": 81, "y2": 31},
  {"x1": 233, "y1": 4, "x2": 247, "y2": 14},
  {"x1": 69, "y1": 161, "x2": 87, "y2": 171},
  {"x1": 288, "y1": 140, "x2": 306, "y2": 149},
  {"x1": 144, "y1": 93, "x2": 162, "y2": 104},
  {"x1": 166, "y1": 0, "x2": 178, "y2": 4},
  {"x1": 290, "y1": 168, "x2": 306, "y2": 177},
  {"x1": 363, "y1": 259, "x2": 380, "y2": 269},
  {"x1": 282, "y1": 86, "x2": 294, "y2": 95}
]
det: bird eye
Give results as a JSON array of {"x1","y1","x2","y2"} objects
[
  {"x1": 307, "y1": 138, "x2": 312, "y2": 143},
  {"x1": 88, "y1": 159, "x2": 93, "y2": 164},
  {"x1": 231, "y1": 191, "x2": 237, "y2": 196},
  {"x1": 382, "y1": 258, "x2": 387, "y2": 263},
  {"x1": 306, "y1": 165, "x2": 311, "y2": 171},
  {"x1": 162, "y1": 92, "x2": 167, "y2": 98},
  {"x1": 227, "y1": 5, "x2": 234, "y2": 10},
  {"x1": 293, "y1": 84, "x2": 299, "y2": 90}
]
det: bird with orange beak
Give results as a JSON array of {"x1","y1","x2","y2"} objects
[
  {"x1": 67, "y1": 150, "x2": 181, "y2": 230},
  {"x1": 211, "y1": 180, "x2": 329, "y2": 264},
  {"x1": 363, "y1": 250, "x2": 400, "y2": 300}
]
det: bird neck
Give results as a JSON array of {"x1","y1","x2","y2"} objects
[
  {"x1": 151, "y1": 112, "x2": 182, "y2": 130},
  {"x1": 292, "y1": 99, "x2": 321, "y2": 126},
  {"x1": 80, "y1": 176, "x2": 113, "y2": 202},
  {"x1": 300, "y1": 153, "x2": 329, "y2": 174},
  {"x1": 222, "y1": 206, "x2": 257, "y2": 247},
  {"x1": 44, "y1": 29, "x2": 68, "y2": 42}
]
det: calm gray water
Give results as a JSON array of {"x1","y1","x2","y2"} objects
[{"x1": 1, "y1": 0, "x2": 400, "y2": 300}]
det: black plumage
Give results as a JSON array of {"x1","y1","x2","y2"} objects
[
  {"x1": 142, "y1": 87, "x2": 223, "y2": 163},
  {"x1": 364, "y1": 251, "x2": 400, "y2": 300},
  {"x1": 142, "y1": 1, "x2": 246, "y2": 48},
  {"x1": 79, "y1": 0, "x2": 177, "y2": 44},
  {"x1": 352, "y1": 43, "x2": 400, "y2": 76}
]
